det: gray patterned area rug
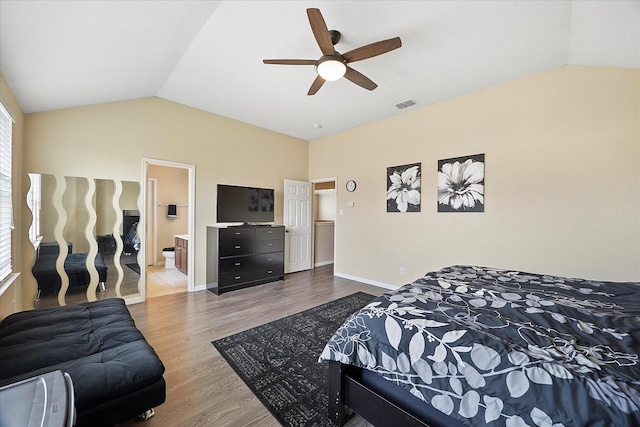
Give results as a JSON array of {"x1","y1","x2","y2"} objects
[{"x1": 212, "y1": 292, "x2": 375, "y2": 427}]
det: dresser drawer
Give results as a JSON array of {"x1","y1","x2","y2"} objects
[
  {"x1": 219, "y1": 256, "x2": 254, "y2": 274},
  {"x1": 219, "y1": 270, "x2": 260, "y2": 286},
  {"x1": 219, "y1": 240, "x2": 255, "y2": 257},
  {"x1": 255, "y1": 239, "x2": 284, "y2": 254},
  {"x1": 219, "y1": 227, "x2": 255, "y2": 242},
  {"x1": 254, "y1": 252, "x2": 283, "y2": 270},
  {"x1": 257, "y1": 263, "x2": 284, "y2": 278},
  {"x1": 256, "y1": 226, "x2": 284, "y2": 241},
  {"x1": 252, "y1": 255, "x2": 284, "y2": 278}
]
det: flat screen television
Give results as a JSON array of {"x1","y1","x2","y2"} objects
[{"x1": 217, "y1": 184, "x2": 275, "y2": 224}]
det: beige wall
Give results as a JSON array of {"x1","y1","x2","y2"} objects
[
  {"x1": 3, "y1": 65, "x2": 638, "y2": 317},
  {"x1": 22, "y1": 97, "x2": 308, "y2": 290},
  {"x1": 314, "y1": 222, "x2": 335, "y2": 266},
  {"x1": 62, "y1": 177, "x2": 90, "y2": 253},
  {"x1": 39, "y1": 174, "x2": 57, "y2": 242},
  {"x1": 95, "y1": 178, "x2": 116, "y2": 237},
  {"x1": 309, "y1": 66, "x2": 640, "y2": 285}
]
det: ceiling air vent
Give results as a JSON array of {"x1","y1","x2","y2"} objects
[{"x1": 395, "y1": 98, "x2": 417, "y2": 110}]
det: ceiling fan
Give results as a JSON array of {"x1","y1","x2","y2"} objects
[{"x1": 263, "y1": 8, "x2": 402, "y2": 95}]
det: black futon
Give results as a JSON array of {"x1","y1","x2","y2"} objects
[{"x1": 0, "y1": 298, "x2": 166, "y2": 427}]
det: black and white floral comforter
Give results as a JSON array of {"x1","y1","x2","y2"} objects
[{"x1": 319, "y1": 265, "x2": 640, "y2": 426}]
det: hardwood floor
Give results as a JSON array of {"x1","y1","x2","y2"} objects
[{"x1": 120, "y1": 265, "x2": 384, "y2": 427}]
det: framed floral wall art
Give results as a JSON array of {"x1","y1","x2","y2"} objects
[
  {"x1": 387, "y1": 163, "x2": 421, "y2": 212},
  {"x1": 437, "y1": 154, "x2": 484, "y2": 212}
]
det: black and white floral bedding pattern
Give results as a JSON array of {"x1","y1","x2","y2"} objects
[{"x1": 320, "y1": 265, "x2": 640, "y2": 426}]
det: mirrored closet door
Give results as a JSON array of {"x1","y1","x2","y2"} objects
[{"x1": 27, "y1": 173, "x2": 142, "y2": 307}]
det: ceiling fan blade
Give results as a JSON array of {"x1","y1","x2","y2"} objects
[
  {"x1": 307, "y1": 75, "x2": 326, "y2": 95},
  {"x1": 307, "y1": 8, "x2": 335, "y2": 56},
  {"x1": 263, "y1": 59, "x2": 317, "y2": 65},
  {"x1": 342, "y1": 37, "x2": 402, "y2": 63},
  {"x1": 344, "y1": 67, "x2": 377, "y2": 91}
]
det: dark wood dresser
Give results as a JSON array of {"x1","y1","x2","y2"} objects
[{"x1": 206, "y1": 225, "x2": 284, "y2": 295}]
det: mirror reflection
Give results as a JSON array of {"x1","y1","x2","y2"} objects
[
  {"x1": 28, "y1": 174, "x2": 142, "y2": 308},
  {"x1": 118, "y1": 181, "x2": 141, "y2": 297}
]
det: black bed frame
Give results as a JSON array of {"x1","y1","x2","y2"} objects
[{"x1": 328, "y1": 361, "x2": 433, "y2": 427}]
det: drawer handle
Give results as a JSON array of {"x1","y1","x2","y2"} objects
[
  {"x1": 235, "y1": 276, "x2": 241, "y2": 280},
  {"x1": 267, "y1": 258, "x2": 273, "y2": 262},
  {"x1": 267, "y1": 243, "x2": 273, "y2": 246},
  {"x1": 267, "y1": 231, "x2": 273, "y2": 234},
  {"x1": 234, "y1": 262, "x2": 241, "y2": 266},
  {"x1": 235, "y1": 232, "x2": 241, "y2": 235},
  {"x1": 267, "y1": 270, "x2": 273, "y2": 274},
  {"x1": 235, "y1": 245, "x2": 241, "y2": 249}
]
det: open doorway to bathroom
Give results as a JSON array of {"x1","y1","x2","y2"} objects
[{"x1": 142, "y1": 158, "x2": 195, "y2": 299}]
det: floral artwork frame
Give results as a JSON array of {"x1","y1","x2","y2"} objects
[
  {"x1": 386, "y1": 163, "x2": 421, "y2": 213},
  {"x1": 437, "y1": 153, "x2": 484, "y2": 212}
]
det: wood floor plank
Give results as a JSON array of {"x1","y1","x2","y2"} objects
[{"x1": 119, "y1": 265, "x2": 385, "y2": 427}]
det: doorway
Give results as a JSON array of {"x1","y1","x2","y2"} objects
[
  {"x1": 141, "y1": 158, "x2": 195, "y2": 299},
  {"x1": 311, "y1": 179, "x2": 336, "y2": 270}
]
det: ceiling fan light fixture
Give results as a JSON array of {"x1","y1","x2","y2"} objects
[
  {"x1": 263, "y1": 8, "x2": 401, "y2": 95},
  {"x1": 316, "y1": 55, "x2": 346, "y2": 81}
]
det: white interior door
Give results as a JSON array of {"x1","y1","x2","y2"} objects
[{"x1": 284, "y1": 179, "x2": 312, "y2": 274}]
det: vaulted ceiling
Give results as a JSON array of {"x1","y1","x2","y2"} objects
[{"x1": 1, "y1": 1, "x2": 638, "y2": 141}]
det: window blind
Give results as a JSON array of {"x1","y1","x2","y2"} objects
[{"x1": 0, "y1": 102, "x2": 13, "y2": 283}]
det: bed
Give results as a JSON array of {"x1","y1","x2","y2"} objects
[
  {"x1": 320, "y1": 265, "x2": 640, "y2": 426},
  {"x1": 32, "y1": 251, "x2": 108, "y2": 298}
]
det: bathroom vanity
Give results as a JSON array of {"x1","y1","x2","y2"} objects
[{"x1": 175, "y1": 235, "x2": 188, "y2": 275}]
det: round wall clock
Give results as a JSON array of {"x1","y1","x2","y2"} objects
[{"x1": 346, "y1": 180, "x2": 357, "y2": 192}]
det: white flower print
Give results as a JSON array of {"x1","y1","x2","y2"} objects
[
  {"x1": 387, "y1": 164, "x2": 421, "y2": 212},
  {"x1": 437, "y1": 158, "x2": 484, "y2": 210}
]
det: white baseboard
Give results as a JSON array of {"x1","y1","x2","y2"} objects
[
  {"x1": 334, "y1": 272, "x2": 398, "y2": 291},
  {"x1": 314, "y1": 260, "x2": 334, "y2": 267},
  {"x1": 124, "y1": 295, "x2": 144, "y2": 305}
]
